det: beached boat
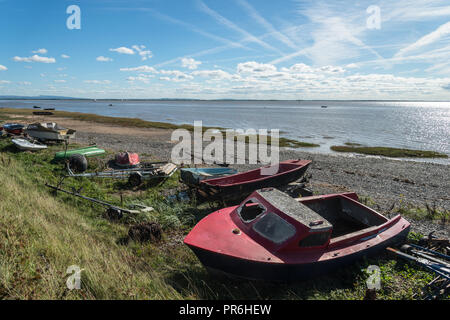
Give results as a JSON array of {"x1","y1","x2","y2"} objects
[
  {"x1": 25, "y1": 122, "x2": 76, "y2": 141},
  {"x1": 54, "y1": 146, "x2": 106, "y2": 160},
  {"x1": 11, "y1": 138, "x2": 47, "y2": 151},
  {"x1": 115, "y1": 152, "x2": 140, "y2": 167},
  {"x1": 33, "y1": 111, "x2": 53, "y2": 116},
  {"x1": 184, "y1": 188, "x2": 410, "y2": 281},
  {"x1": 180, "y1": 167, "x2": 238, "y2": 186},
  {"x1": 2, "y1": 123, "x2": 25, "y2": 135},
  {"x1": 196, "y1": 159, "x2": 311, "y2": 201}
]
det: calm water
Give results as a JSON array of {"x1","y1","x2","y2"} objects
[{"x1": 1, "y1": 100, "x2": 449, "y2": 164}]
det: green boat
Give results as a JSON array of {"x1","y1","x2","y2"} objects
[{"x1": 54, "y1": 146, "x2": 106, "y2": 160}]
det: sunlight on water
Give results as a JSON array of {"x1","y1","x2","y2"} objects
[{"x1": 1, "y1": 100, "x2": 449, "y2": 163}]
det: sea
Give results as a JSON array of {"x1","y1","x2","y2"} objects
[{"x1": 1, "y1": 99, "x2": 449, "y2": 164}]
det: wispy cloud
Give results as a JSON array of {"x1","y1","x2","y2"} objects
[
  {"x1": 181, "y1": 57, "x2": 202, "y2": 70},
  {"x1": 395, "y1": 21, "x2": 450, "y2": 57},
  {"x1": 197, "y1": 0, "x2": 284, "y2": 55},
  {"x1": 0, "y1": 65, "x2": 7, "y2": 71},
  {"x1": 32, "y1": 48, "x2": 47, "y2": 54},
  {"x1": 96, "y1": 56, "x2": 113, "y2": 62},
  {"x1": 13, "y1": 55, "x2": 56, "y2": 63},
  {"x1": 110, "y1": 47, "x2": 135, "y2": 55},
  {"x1": 235, "y1": 0, "x2": 299, "y2": 50}
]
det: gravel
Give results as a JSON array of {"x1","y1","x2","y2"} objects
[{"x1": 75, "y1": 131, "x2": 449, "y2": 238}]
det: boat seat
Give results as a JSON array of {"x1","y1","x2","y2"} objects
[{"x1": 257, "y1": 188, "x2": 332, "y2": 231}]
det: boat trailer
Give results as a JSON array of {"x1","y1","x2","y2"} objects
[
  {"x1": 66, "y1": 162, "x2": 178, "y2": 186},
  {"x1": 45, "y1": 183, "x2": 153, "y2": 220},
  {"x1": 387, "y1": 237, "x2": 450, "y2": 300}
]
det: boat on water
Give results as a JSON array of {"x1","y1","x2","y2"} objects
[
  {"x1": 11, "y1": 138, "x2": 47, "y2": 151},
  {"x1": 54, "y1": 145, "x2": 105, "y2": 160},
  {"x1": 25, "y1": 122, "x2": 76, "y2": 142},
  {"x1": 196, "y1": 159, "x2": 311, "y2": 201},
  {"x1": 184, "y1": 188, "x2": 410, "y2": 281},
  {"x1": 33, "y1": 111, "x2": 53, "y2": 116},
  {"x1": 180, "y1": 167, "x2": 238, "y2": 186},
  {"x1": 321, "y1": 105, "x2": 328, "y2": 108},
  {"x1": 2, "y1": 123, "x2": 25, "y2": 135}
]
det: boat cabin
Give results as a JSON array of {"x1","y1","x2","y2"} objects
[{"x1": 230, "y1": 188, "x2": 387, "y2": 253}]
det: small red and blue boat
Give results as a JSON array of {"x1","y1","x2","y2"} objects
[
  {"x1": 2, "y1": 123, "x2": 25, "y2": 135},
  {"x1": 196, "y1": 159, "x2": 311, "y2": 202},
  {"x1": 184, "y1": 188, "x2": 410, "y2": 281}
]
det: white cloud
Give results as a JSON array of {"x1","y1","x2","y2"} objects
[
  {"x1": 18, "y1": 81, "x2": 32, "y2": 85},
  {"x1": 110, "y1": 47, "x2": 135, "y2": 55},
  {"x1": 192, "y1": 69, "x2": 233, "y2": 80},
  {"x1": 159, "y1": 70, "x2": 193, "y2": 82},
  {"x1": 132, "y1": 45, "x2": 153, "y2": 61},
  {"x1": 120, "y1": 65, "x2": 158, "y2": 73},
  {"x1": 61, "y1": 54, "x2": 70, "y2": 59},
  {"x1": 0, "y1": 65, "x2": 7, "y2": 71},
  {"x1": 395, "y1": 21, "x2": 450, "y2": 57},
  {"x1": 237, "y1": 61, "x2": 277, "y2": 74},
  {"x1": 84, "y1": 80, "x2": 112, "y2": 84},
  {"x1": 13, "y1": 55, "x2": 56, "y2": 63},
  {"x1": 0, "y1": 80, "x2": 11, "y2": 84},
  {"x1": 54, "y1": 80, "x2": 67, "y2": 83},
  {"x1": 32, "y1": 48, "x2": 48, "y2": 54},
  {"x1": 181, "y1": 57, "x2": 202, "y2": 70},
  {"x1": 96, "y1": 56, "x2": 113, "y2": 62}
]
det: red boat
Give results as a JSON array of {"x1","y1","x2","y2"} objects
[
  {"x1": 184, "y1": 188, "x2": 410, "y2": 281},
  {"x1": 196, "y1": 159, "x2": 311, "y2": 202},
  {"x1": 2, "y1": 123, "x2": 25, "y2": 135},
  {"x1": 115, "y1": 152, "x2": 140, "y2": 167}
]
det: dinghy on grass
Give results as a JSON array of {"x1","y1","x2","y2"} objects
[
  {"x1": 12, "y1": 138, "x2": 47, "y2": 151},
  {"x1": 180, "y1": 167, "x2": 238, "y2": 186},
  {"x1": 184, "y1": 188, "x2": 410, "y2": 281},
  {"x1": 25, "y1": 122, "x2": 76, "y2": 142}
]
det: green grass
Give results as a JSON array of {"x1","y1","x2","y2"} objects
[
  {"x1": 330, "y1": 145, "x2": 448, "y2": 158},
  {"x1": 0, "y1": 138, "x2": 447, "y2": 300}
]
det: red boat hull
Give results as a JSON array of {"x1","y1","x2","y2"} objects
[
  {"x1": 184, "y1": 192, "x2": 411, "y2": 282},
  {"x1": 197, "y1": 159, "x2": 311, "y2": 201}
]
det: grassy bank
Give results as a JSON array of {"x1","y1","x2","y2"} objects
[
  {"x1": 331, "y1": 145, "x2": 448, "y2": 158},
  {"x1": 0, "y1": 108, "x2": 317, "y2": 149},
  {"x1": 0, "y1": 138, "x2": 446, "y2": 300}
]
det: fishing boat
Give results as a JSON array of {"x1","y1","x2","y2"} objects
[
  {"x1": 196, "y1": 159, "x2": 311, "y2": 201},
  {"x1": 11, "y1": 138, "x2": 47, "y2": 151},
  {"x1": 180, "y1": 167, "x2": 238, "y2": 186},
  {"x1": 54, "y1": 145, "x2": 105, "y2": 160},
  {"x1": 33, "y1": 111, "x2": 53, "y2": 116},
  {"x1": 115, "y1": 152, "x2": 140, "y2": 167},
  {"x1": 2, "y1": 123, "x2": 25, "y2": 135},
  {"x1": 25, "y1": 122, "x2": 76, "y2": 142},
  {"x1": 184, "y1": 188, "x2": 410, "y2": 281}
]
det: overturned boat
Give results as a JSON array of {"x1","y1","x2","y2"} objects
[
  {"x1": 184, "y1": 188, "x2": 410, "y2": 281},
  {"x1": 2, "y1": 123, "x2": 25, "y2": 135},
  {"x1": 196, "y1": 159, "x2": 311, "y2": 201},
  {"x1": 12, "y1": 138, "x2": 47, "y2": 151},
  {"x1": 25, "y1": 122, "x2": 76, "y2": 142}
]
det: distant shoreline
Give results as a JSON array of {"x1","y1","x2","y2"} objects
[{"x1": 1, "y1": 97, "x2": 450, "y2": 103}]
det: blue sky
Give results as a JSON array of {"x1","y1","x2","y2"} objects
[{"x1": 1, "y1": 0, "x2": 450, "y2": 99}]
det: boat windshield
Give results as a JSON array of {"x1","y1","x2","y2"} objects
[
  {"x1": 252, "y1": 212, "x2": 296, "y2": 244},
  {"x1": 237, "y1": 199, "x2": 266, "y2": 223}
]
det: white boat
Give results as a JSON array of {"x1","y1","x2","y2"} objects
[
  {"x1": 25, "y1": 122, "x2": 76, "y2": 141},
  {"x1": 12, "y1": 138, "x2": 48, "y2": 151}
]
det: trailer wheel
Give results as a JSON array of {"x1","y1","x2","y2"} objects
[
  {"x1": 129, "y1": 172, "x2": 143, "y2": 187},
  {"x1": 69, "y1": 154, "x2": 88, "y2": 173}
]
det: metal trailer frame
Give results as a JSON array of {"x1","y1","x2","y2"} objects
[{"x1": 66, "y1": 163, "x2": 178, "y2": 186}]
